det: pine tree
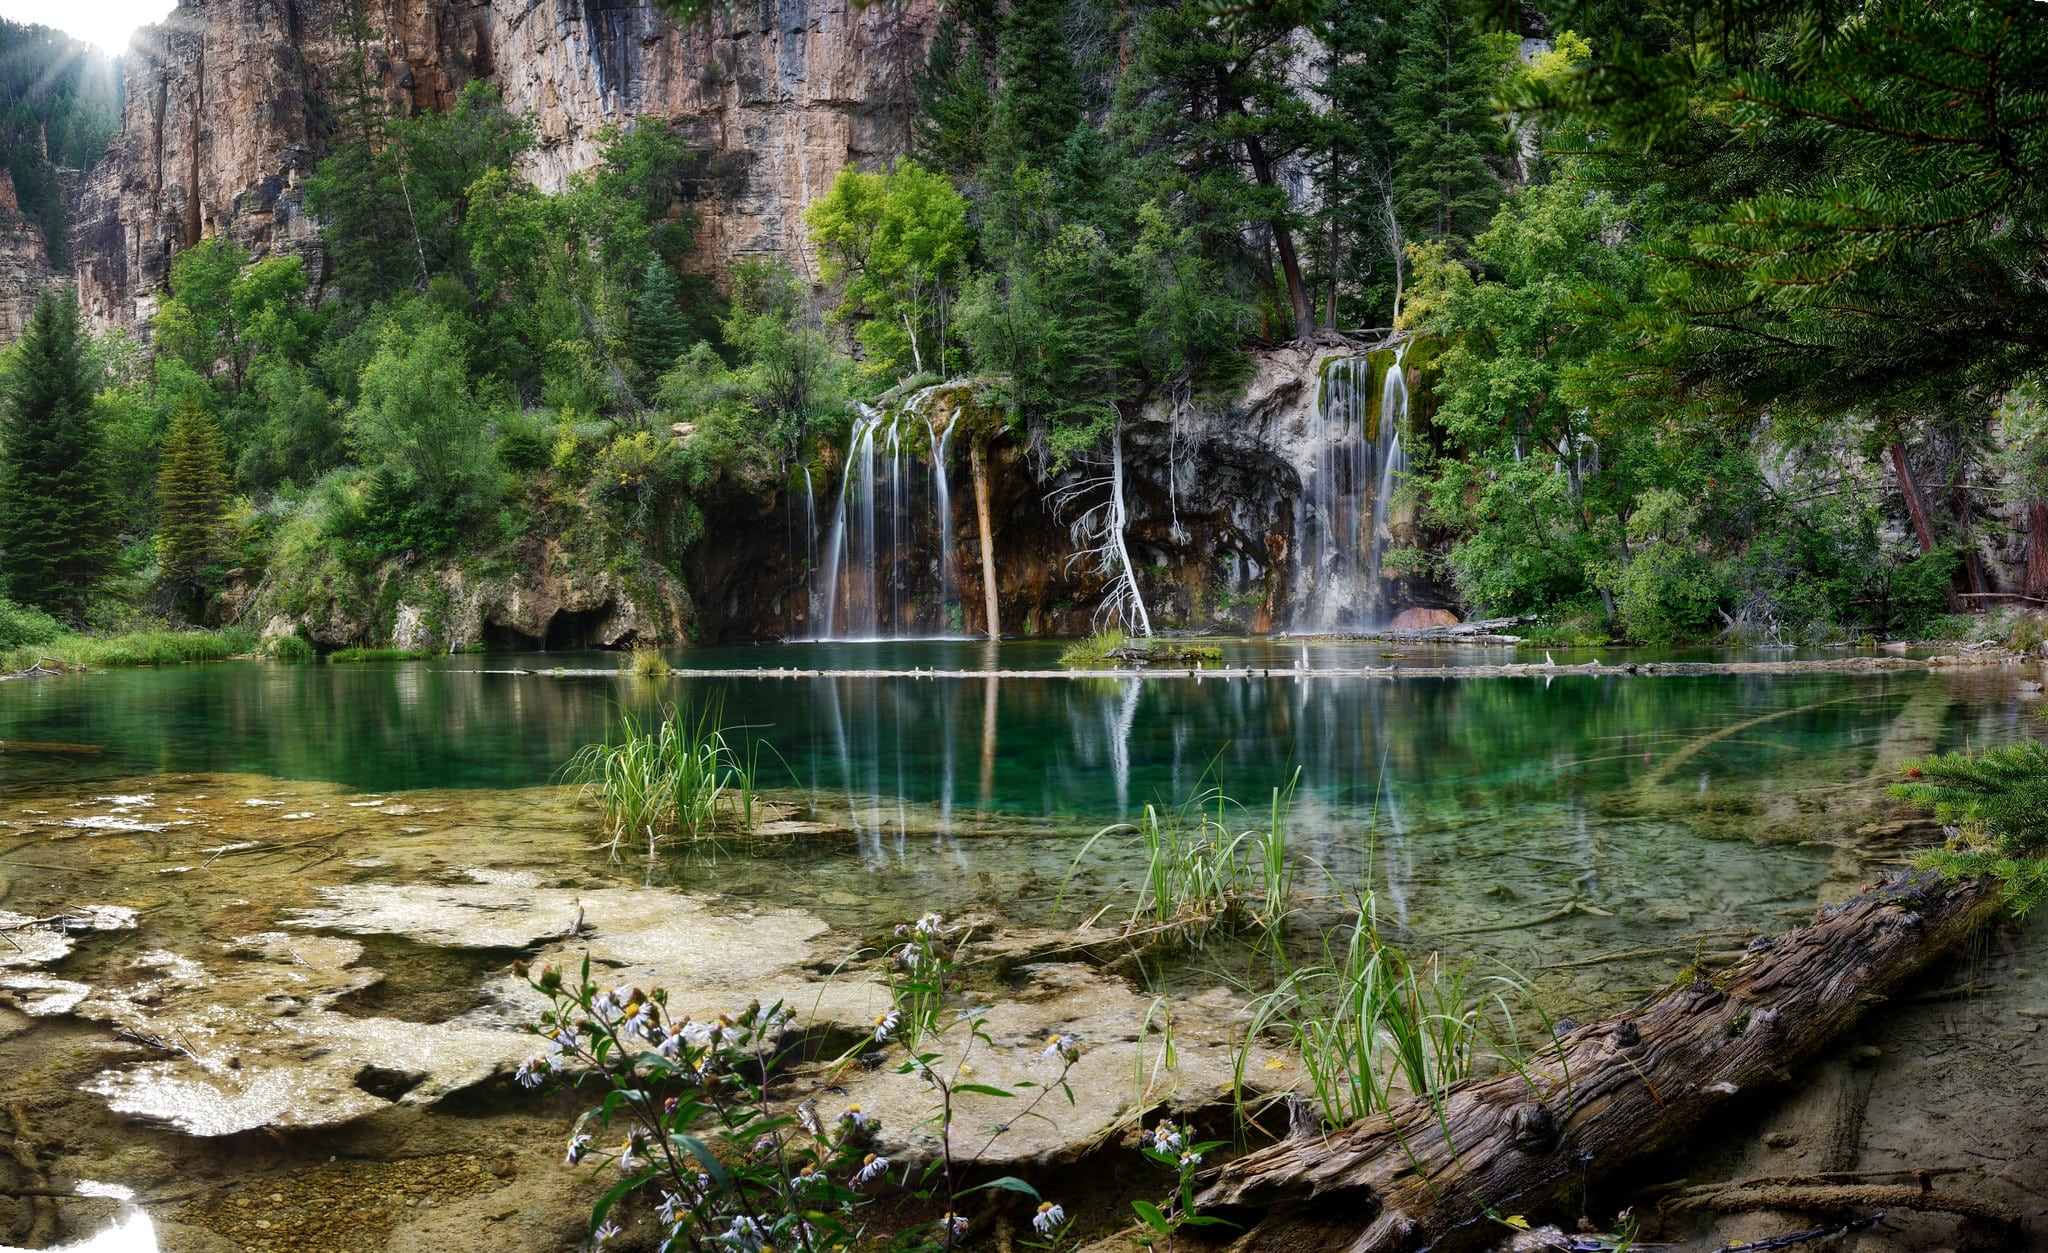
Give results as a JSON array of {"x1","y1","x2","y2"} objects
[
  {"x1": 912, "y1": 17, "x2": 995, "y2": 179},
  {"x1": 629, "y1": 260, "x2": 694, "y2": 395},
  {"x1": 155, "y1": 403, "x2": 229, "y2": 612},
  {"x1": 1389, "y1": 0, "x2": 1511, "y2": 247},
  {"x1": 0, "y1": 293, "x2": 115, "y2": 621},
  {"x1": 1557, "y1": 0, "x2": 2048, "y2": 414},
  {"x1": 993, "y1": 0, "x2": 1082, "y2": 163}
]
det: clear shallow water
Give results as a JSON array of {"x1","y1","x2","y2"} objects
[
  {"x1": 4, "y1": 645, "x2": 2039, "y2": 985},
  {"x1": 0, "y1": 644, "x2": 2041, "y2": 1252},
  {"x1": 5, "y1": 646, "x2": 2037, "y2": 968},
  {"x1": 0, "y1": 642, "x2": 1991, "y2": 803}
]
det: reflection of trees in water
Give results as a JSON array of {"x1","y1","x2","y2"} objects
[{"x1": 22, "y1": 663, "x2": 2029, "y2": 857}]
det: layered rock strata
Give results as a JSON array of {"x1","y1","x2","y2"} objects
[
  {"x1": 0, "y1": 170, "x2": 62, "y2": 339},
  {"x1": 72, "y1": 0, "x2": 935, "y2": 327}
]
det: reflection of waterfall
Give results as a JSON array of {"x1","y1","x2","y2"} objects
[
  {"x1": 1294, "y1": 345, "x2": 1409, "y2": 631},
  {"x1": 1110, "y1": 678, "x2": 1143, "y2": 817},
  {"x1": 816, "y1": 395, "x2": 963, "y2": 640}
]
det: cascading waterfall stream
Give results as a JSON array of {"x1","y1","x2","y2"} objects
[
  {"x1": 1366, "y1": 346, "x2": 1409, "y2": 624},
  {"x1": 1294, "y1": 343, "x2": 1409, "y2": 631},
  {"x1": 815, "y1": 390, "x2": 964, "y2": 640}
]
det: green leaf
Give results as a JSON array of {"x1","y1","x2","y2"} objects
[
  {"x1": 959, "y1": 1176, "x2": 1041, "y2": 1201},
  {"x1": 953, "y1": 1083, "x2": 1016, "y2": 1099},
  {"x1": 667, "y1": 1133, "x2": 728, "y2": 1189},
  {"x1": 1131, "y1": 1200, "x2": 1172, "y2": 1233},
  {"x1": 589, "y1": 1171, "x2": 648, "y2": 1230}
]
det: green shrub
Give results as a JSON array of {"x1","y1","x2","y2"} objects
[
  {"x1": 1614, "y1": 542, "x2": 1726, "y2": 645},
  {"x1": 497, "y1": 413, "x2": 553, "y2": 473},
  {"x1": 327, "y1": 647, "x2": 429, "y2": 663},
  {"x1": 1059, "y1": 630, "x2": 1129, "y2": 667},
  {"x1": 1877, "y1": 549, "x2": 1958, "y2": 638},
  {"x1": 266, "y1": 634, "x2": 316, "y2": 662},
  {"x1": 0, "y1": 597, "x2": 61, "y2": 649}
]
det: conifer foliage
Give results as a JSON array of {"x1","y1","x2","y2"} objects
[
  {"x1": 1894, "y1": 741, "x2": 2048, "y2": 916},
  {"x1": 0, "y1": 293, "x2": 114, "y2": 621},
  {"x1": 155, "y1": 404, "x2": 231, "y2": 613}
]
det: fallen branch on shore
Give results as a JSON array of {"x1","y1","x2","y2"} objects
[{"x1": 1194, "y1": 870, "x2": 2003, "y2": 1252}]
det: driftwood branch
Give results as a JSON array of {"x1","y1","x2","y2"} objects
[{"x1": 1196, "y1": 870, "x2": 2003, "y2": 1252}]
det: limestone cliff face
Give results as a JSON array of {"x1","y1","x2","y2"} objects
[
  {"x1": 0, "y1": 171, "x2": 61, "y2": 340},
  {"x1": 72, "y1": 0, "x2": 934, "y2": 326}
]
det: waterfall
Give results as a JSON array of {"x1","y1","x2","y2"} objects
[
  {"x1": 1294, "y1": 344, "x2": 1408, "y2": 631},
  {"x1": 815, "y1": 391, "x2": 964, "y2": 640},
  {"x1": 1365, "y1": 347, "x2": 1409, "y2": 624}
]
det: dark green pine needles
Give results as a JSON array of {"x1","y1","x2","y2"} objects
[
  {"x1": 0, "y1": 293, "x2": 117, "y2": 621},
  {"x1": 1894, "y1": 740, "x2": 2048, "y2": 917}
]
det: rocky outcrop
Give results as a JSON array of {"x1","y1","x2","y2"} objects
[
  {"x1": 0, "y1": 170, "x2": 62, "y2": 340},
  {"x1": 243, "y1": 541, "x2": 693, "y2": 651},
  {"x1": 73, "y1": 0, "x2": 934, "y2": 327}
]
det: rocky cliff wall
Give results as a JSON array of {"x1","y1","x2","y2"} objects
[
  {"x1": 0, "y1": 171, "x2": 61, "y2": 341},
  {"x1": 72, "y1": 0, "x2": 934, "y2": 327}
]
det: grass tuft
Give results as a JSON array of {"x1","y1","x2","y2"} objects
[
  {"x1": 327, "y1": 647, "x2": 431, "y2": 663},
  {"x1": 1235, "y1": 892, "x2": 1542, "y2": 1133},
  {"x1": 563, "y1": 698, "x2": 766, "y2": 861},
  {"x1": 626, "y1": 646, "x2": 672, "y2": 678},
  {"x1": 1059, "y1": 630, "x2": 1128, "y2": 667},
  {"x1": 4, "y1": 626, "x2": 254, "y2": 672},
  {"x1": 1063, "y1": 769, "x2": 1299, "y2": 946}
]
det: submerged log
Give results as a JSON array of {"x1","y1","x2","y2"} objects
[{"x1": 1197, "y1": 870, "x2": 2002, "y2": 1253}]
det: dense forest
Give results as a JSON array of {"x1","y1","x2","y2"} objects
[
  {"x1": 0, "y1": 20, "x2": 118, "y2": 266},
  {"x1": 0, "y1": 0, "x2": 2041, "y2": 652}
]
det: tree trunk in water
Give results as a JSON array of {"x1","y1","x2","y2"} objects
[
  {"x1": 1197, "y1": 870, "x2": 2004, "y2": 1253},
  {"x1": 970, "y1": 439, "x2": 999, "y2": 642},
  {"x1": 2029, "y1": 500, "x2": 2048, "y2": 600},
  {"x1": 1241, "y1": 132, "x2": 1315, "y2": 341}
]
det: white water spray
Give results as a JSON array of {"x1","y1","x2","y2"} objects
[
  {"x1": 1293, "y1": 343, "x2": 1409, "y2": 630},
  {"x1": 815, "y1": 390, "x2": 964, "y2": 640}
]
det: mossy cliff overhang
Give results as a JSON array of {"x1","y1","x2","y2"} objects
[{"x1": 69, "y1": 0, "x2": 940, "y2": 329}]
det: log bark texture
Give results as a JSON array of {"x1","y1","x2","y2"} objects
[{"x1": 1196, "y1": 870, "x2": 2002, "y2": 1253}]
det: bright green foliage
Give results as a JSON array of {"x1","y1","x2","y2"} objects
[
  {"x1": 238, "y1": 358, "x2": 345, "y2": 490},
  {"x1": 0, "y1": 295, "x2": 116, "y2": 620},
  {"x1": 0, "y1": 595, "x2": 57, "y2": 649},
  {"x1": 155, "y1": 404, "x2": 231, "y2": 610},
  {"x1": 807, "y1": 159, "x2": 972, "y2": 382},
  {"x1": 1406, "y1": 176, "x2": 1655, "y2": 621},
  {"x1": 1389, "y1": 0, "x2": 1516, "y2": 246},
  {"x1": 662, "y1": 260, "x2": 846, "y2": 467},
  {"x1": 589, "y1": 120, "x2": 699, "y2": 269},
  {"x1": 342, "y1": 314, "x2": 501, "y2": 555},
  {"x1": 1895, "y1": 742, "x2": 2048, "y2": 917},
  {"x1": 154, "y1": 240, "x2": 318, "y2": 398}
]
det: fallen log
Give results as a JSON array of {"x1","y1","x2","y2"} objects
[{"x1": 1196, "y1": 870, "x2": 2003, "y2": 1253}]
